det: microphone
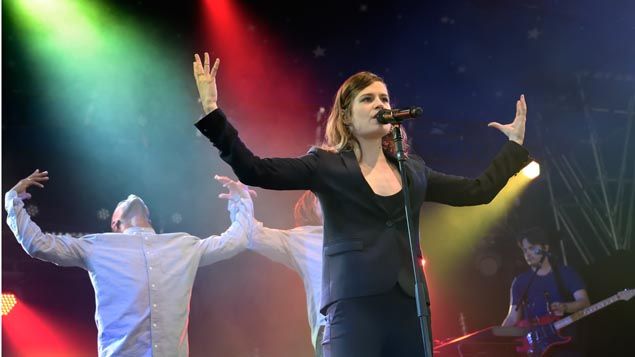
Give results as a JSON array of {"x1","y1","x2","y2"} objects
[{"x1": 375, "y1": 107, "x2": 423, "y2": 124}]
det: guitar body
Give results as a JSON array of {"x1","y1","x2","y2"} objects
[
  {"x1": 434, "y1": 289, "x2": 633, "y2": 357},
  {"x1": 518, "y1": 287, "x2": 635, "y2": 356},
  {"x1": 516, "y1": 315, "x2": 572, "y2": 356},
  {"x1": 524, "y1": 322, "x2": 572, "y2": 357}
]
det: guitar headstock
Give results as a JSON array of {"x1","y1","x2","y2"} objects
[{"x1": 617, "y1": 289, "x2": 635, "y2": 301}]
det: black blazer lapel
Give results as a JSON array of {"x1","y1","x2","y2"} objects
[{"x1": 340, "y1": 150, "x2": 388, "y2": 214}]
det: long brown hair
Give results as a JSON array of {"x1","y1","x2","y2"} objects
[
  {"x1": 323, "y1": 71, "x2": 409, "y2": 159},
  {"x1": 293, "y1": 191, "x2": 322, "y2": 227}
]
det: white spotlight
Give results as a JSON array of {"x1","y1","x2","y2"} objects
[{"x1": 521, "y1": 161, "x2": 540, "y2": 179}]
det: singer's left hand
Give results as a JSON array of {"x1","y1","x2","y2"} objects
[{"x1": 488, "y1": 94, "x2": 527, "y2": 146}]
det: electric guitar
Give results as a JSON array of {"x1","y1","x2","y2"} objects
[{"x1": 521, "y1": 288, "x2": 635, "y2": 356}]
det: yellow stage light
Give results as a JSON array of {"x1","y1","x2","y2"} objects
[{"x1": 521, "y1": 161, "x2": 540, "y2": 179}]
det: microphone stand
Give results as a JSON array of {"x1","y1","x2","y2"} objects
[{"x1": 391, "y1": 124, "x2": 433, "y2": 356}]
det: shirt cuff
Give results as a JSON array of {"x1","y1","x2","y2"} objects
[
  {"x1": 246, "y1": 220, "x2": 264, "y2": 249},
  {"x1": 4, "y1": 189, "x2": 20, "y2": 212},
  {"x1": 227, "y1": 197, "x2": 254, "y2": 224}
]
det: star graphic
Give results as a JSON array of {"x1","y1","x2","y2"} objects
[
  {"x1": 97, "y1": 208, "x2": 110, "y2": 220},
  {"x1": 26, "y1": 204, "x2": 39, "y2": 217},
  {"x1": 313, "y1": 46, "x2": 326, "y2": 58},
  {"x1": 528, "y1": 28, "x2": 541, "y2": 39}
]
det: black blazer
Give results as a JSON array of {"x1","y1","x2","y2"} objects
[{"x1": 195, "y1": 109, "x2": 530, "y2": 312}]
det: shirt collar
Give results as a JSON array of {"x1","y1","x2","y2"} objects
[{"x1": 123, "y1": 226, "x2": 156, "y2": 235}]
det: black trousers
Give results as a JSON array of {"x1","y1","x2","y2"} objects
[{"x1": 322, "y1": 284, "x2": 425, "y2": 357}]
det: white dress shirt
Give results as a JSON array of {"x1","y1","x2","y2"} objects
[
  {"x1": 248, "y1": 222, "x2": 326, "y2": 348},
  {"x1": 5, "y1": 189, "x2": 252, "y2": 357}
]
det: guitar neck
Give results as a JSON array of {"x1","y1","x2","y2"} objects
[{"x1": 553, "y1": 294, "x2": 620, "y2": 330}]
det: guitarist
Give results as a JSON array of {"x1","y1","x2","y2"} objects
[{"x1": 501, "y1": 227, "x2": 591, "y2": 356}]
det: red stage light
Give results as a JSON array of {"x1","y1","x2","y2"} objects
[{"x1": 201, "y1": 0, "x2": 317, "y2": 156}]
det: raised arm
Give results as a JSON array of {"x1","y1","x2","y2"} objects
[
  {"x1": 251, "y1": 221, "x2": 303, "y2": 270},
  {"x1": 192, "y1": 52, "x2": 318, "y2": 191},
  {"x1": 425, "y1": 141, "x2": 530, "y2": 205},
  {"x1": 426, "y1": 95, "x2": 531, "y2": 205},
  {"x1": 5, "y1": 170, "x2": 88, "y2": 268},
  {"x1": 197, "y1": 175, "x2": 254, "y2": 266},
  {"x1": 216, "y1": 176, "x2": 303, "y2": 270}
]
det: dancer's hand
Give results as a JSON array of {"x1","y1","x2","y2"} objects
[
  {"x1": 488, "y1": 94, "x2": 527, "y2": 145},
  {"x1": 214, "y1": 175, "x2": 257, "y2": 201},
  {"x1": 11, "y1": 169, "x2": 49, "y2": 200},
  {"x1": 193, "y1": 52, "x2": 220, "y2": 114}
]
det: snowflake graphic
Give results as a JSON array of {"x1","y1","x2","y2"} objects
[{"x1": 97, "y1": 208, "x2": 110, "y2": 221}]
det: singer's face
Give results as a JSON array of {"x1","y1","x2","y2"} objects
[
  {"x1": 519, "y1": 238, "x2": 546, "y2": 267},
  {"x1": 349, "y1": 81, "x2": 392, "y2": 140}
]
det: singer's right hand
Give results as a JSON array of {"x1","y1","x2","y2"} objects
[{"x1": 193, "y1": 52, "x2": 219, "y2": 115}]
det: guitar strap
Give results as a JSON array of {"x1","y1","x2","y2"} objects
[{"x1": 551, "y1": 261, "x2": 574, "y2": 303}]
